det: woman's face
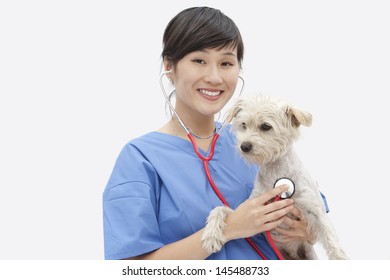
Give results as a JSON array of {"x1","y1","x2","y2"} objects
[{"x1": 167, "y1": 46, "x2": 240, "y2": 119}]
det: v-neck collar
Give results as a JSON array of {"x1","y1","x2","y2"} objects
[
  {"x1": 150, "y1": 122, "x2": 226, "y2": 157},
  {"x1": 149, "y1": 131, "x2": 213, "y2": 157}
]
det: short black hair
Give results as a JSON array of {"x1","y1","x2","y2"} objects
[{"x1": 162, "y1": 6, "x2": 244, "y2": 67}]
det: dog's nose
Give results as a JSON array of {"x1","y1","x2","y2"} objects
[{"x1": 240, "y1": 142, "x2": 253, "y2": 153}]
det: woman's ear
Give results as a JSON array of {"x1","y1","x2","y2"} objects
[{"x1": 163, "y1": 57, "x2": 174, "y2": 82}]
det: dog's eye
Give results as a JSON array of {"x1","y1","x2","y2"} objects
[
  {"x1": 241, "y1": 122, "x2": 247, "y2": 129},
  {"x1": 260, "y1": 123, "x2": 272, "y2": 131}
]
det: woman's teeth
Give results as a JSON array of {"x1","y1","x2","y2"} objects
[{"x1": 199, "y1": 89, "x2": 221, "y2": 96}]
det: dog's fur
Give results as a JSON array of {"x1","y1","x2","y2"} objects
[{"x1": 202, "y1": 95, "x2": 348, "y2": 259}]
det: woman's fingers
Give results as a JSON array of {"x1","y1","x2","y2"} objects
[
  {"x1": 271, "y1": 206, "x2": 315, "y2": 244},
  {"x1": 289, "y1": 206, "x2": 302, "y2": 219},
  {"x1": 263, "y1": 198, "x2": 293, "y2": 214},
  {"x1": 226, "y1": 186, "x2": 296, "y2": 239},
  {"x1": 254, "y1": 185, "x2": 290, "y2": 204}
]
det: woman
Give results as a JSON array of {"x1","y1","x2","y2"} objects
[{"x1": 103, "y1": 6, "x2": 316, "y2": 260}]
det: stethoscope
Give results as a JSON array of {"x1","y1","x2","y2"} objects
[
  {"x1": 159, "y1": 70, "x2": 295, "y2": 259},
  {"x1": 265, "y1": 178, "x2": 296, "y2": 260}
]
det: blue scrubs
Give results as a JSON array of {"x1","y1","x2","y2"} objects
[{"x1": 103, "y1": 125, "x2": 279, "y2": 260}]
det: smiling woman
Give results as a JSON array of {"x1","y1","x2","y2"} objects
[
  {"x1": 160, "y1": 47, "x2": 240, "y2": 141},
  {"x1": 1, "y1": 0, "x2": 389, "y2": 264},
  {"x1": 102, "y1": 6, "x2": 315, "y2": 260}
]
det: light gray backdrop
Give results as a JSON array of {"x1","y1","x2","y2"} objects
[{"x1": 1, "y1": 0, "x2": 389, "y2": 259}]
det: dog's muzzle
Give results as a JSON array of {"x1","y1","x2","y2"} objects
[{"x1": 240, "y1": 141, "x2": 253, "y2": 153}]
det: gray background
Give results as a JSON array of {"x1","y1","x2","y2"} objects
[{"x1": 1, "y1": 0, "x2": 389, "y2": 259}]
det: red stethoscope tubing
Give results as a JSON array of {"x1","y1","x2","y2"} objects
[
  {"x1": 265, "y1": 195, "x2": 285, "y2": 260},
  {"x1": 187, "y1": 133, "x2": 284, "y2": 260}
]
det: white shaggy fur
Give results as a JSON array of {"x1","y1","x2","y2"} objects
[
  {"x1": 202, "y1": 95, "x2": 348, "y2": 260},
  {"x1": 202, "y1": 206, "x2": 233, "y2": 254}
]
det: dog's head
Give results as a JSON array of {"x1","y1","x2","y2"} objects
[{"x1": 225, "y1": 95, "x2": 312, "y2": 165}]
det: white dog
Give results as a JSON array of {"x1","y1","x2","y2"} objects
[{"x1": 202, "y1": 95, "x2": 348, "y2": 260}]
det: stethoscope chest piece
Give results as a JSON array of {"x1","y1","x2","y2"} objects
[{"x1": 274, "y1": 177, "x2": 295, "y2": 199}]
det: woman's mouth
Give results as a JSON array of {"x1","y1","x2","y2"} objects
[{"x1": 198, "y1": 89, "x2": 223, "y2": 100}]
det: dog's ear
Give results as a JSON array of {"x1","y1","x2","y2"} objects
[
  {"x1": 286, "y1": 106, "x2": 312, "y2": 127},
  {"x1": 224, "y1": 99, "x2": 243, "y2": 124}
]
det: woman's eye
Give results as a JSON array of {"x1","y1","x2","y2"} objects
[
  {"x1": 192, "y1": 59, "x2": 205, "y2": 64},
  {"x1": 260, "y1": 123, "x2": 272, "y2": 131},
  {"x1": 221, "y1": 61, "x2": 234, "y2": 67}
]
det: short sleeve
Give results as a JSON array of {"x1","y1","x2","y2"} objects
[{"x1": 103, "y1": 144, "x2": 164, "y2": 259}]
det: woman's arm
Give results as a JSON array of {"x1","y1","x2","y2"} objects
[
  {"x1": 129, "y1": 229, "x2": 210, "y2": 260},
  {"x1": 130, "y1": 185, "x2": 294, "y2": 260},
  {"x1": 223, "y1": 185, "x2": 294, "y2": 242}
]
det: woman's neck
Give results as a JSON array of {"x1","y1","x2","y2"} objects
[
  {"x1": 168, "y1": 116, "x2": 216, "y2": 139},
  {"x1": 158, "y1": 115, "x2": 217, "y2": 152}
]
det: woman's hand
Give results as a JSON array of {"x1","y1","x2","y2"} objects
[
  {"x1": 271, "y1": 206, "x2": 316, "y2": 244},
  {"x1": 223, "y1": 186, "x2": 294, "y2": 242}
]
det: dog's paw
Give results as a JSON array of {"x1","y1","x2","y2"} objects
[{"x1": 202, "y1": 206, "x2": 233, "y2": 254}]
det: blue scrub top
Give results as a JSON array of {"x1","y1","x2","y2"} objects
[{"x1": 103, "y1": 124, "x2": 280, "y2": 260}]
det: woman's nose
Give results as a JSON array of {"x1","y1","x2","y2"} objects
[{"x1": 204, "y1": 66, "x2": 223, "y2": 84}]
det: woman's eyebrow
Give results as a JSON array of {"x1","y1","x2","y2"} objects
[
  {"x1": 222, "y1": 52, "x2": 237, "y2": 57},
  {"x1": 196, "y1": 49, "x2": 237, "y2": 57}
]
